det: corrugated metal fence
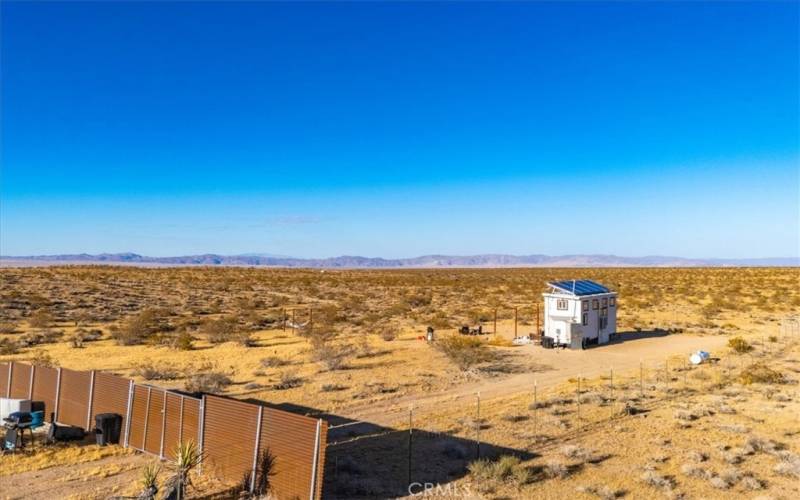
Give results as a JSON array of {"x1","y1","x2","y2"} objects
[{"x1": 0, "y1": 361, "x2": 327, "y2": 499}]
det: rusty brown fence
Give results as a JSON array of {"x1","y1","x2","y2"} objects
[{"x1": 0, "y1": 361, "x2": 327, "y2": 499}]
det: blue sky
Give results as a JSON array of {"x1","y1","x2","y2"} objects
[{"x1": 1, "y1": 1, "x2": 798, "y2": 259}]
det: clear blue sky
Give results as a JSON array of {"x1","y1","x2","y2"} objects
[{"x1": 1, "y1": 1, "x2": 798, "y2": 259}]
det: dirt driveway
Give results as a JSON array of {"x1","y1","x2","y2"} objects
[{"x1": 338, "y1": 331, "x2": 731, "y2": 427}]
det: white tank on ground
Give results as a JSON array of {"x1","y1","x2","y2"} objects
[{"x1": 689, "y1": 350, "x2": 711, "y2": 365}]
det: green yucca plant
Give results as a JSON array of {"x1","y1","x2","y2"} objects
[
  {"x1": 139, "y1": 463, "x2": 160, "y2": 500},
  {"x1": 171, "y1": 439, "x2": 202, "y2": 499}
]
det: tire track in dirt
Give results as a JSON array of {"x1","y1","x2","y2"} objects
[{"x1": 337, "y1": 333, "x2": 730, "y2": 428}]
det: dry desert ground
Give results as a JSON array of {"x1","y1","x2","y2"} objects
[{"x1": 0, "y1": 266, "x2": 798, "y2": 499}]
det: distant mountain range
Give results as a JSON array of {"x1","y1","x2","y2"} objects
[{"x1": 1, "y1": 253, "x2": 796, "y2": 268}]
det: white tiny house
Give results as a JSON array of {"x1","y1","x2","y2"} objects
[{"x1": 542, "y1": 280, "x2": 617, "y2": 349}]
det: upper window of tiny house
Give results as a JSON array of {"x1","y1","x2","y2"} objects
[{"x1": 557, "y1": 299, "x2": 569, "y2": 310}]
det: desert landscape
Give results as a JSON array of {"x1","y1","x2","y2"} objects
[{"x1": 0, "y1": 265, "x2": 798, "y2": 498}]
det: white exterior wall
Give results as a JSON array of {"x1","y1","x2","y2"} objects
[
  {"x1": 543, "y1": 294, "x2": 581, "y2": 345},
  {"x1": 543, "y1": 291, "x2": 618, "y2": 347}
]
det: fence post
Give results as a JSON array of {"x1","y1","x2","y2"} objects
[
  {"x1": 6, "y1": 361, "x2": 13, "y2": 397},
  {"x1": 250, "y1": 405, "x2": 264, "y2": 493},
  {"x1": 407, "y1": 406, "x2": 413, "y2": 487},
  {"x1": 29, "y1": 364, "x2": 35, "y2": 399},
  {"x1": 533, "y1": 380, "x2": 538, "y2": 431},
  {"x1": 142, "y1": 387, "x2": 152, "y2": 450},
  {"x1": 198, "y1": 395, "x2": 206, "y2": 473},
  {"x1": 54, "y1": 367, "x2": 63, "y2": 422},
  {"x1": 309, "y1": 417, "x2": 322, "y2": 500},
  {"x1": 124, "y1": 381, "x2": 134, "y2": 448},
  {"x1": 178, "y1": 396, "x2": 185, "y2": 446},
  {"x1": 86, "y1": 370, "x2": 96, "y2": 430},
  {"x1": 159, "y1": 391, "x2": 168, "y2": 459},
  {"x1": 475, "y1": 392, "x2": 481, "y2": 459}
]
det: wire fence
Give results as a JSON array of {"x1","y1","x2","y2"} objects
[{"x1": 324, "y1": 324, "x2": 800, "y2": 498}]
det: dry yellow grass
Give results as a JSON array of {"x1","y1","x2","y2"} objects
[{"x1": 0, "y1": 266, "x2": 798, "y2": 498}]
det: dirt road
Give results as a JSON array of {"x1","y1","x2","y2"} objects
[{"x1": 336, "y1": 332, "x2": 730, "y2": 428}]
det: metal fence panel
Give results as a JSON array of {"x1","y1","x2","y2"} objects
[
  {"x1": 144, "y1": 387, "x2": 165, "y2": 456},
  {"x1": 162, "y1": 392, "x2": 201, "y2": 459},
  {"x1": 259, "y1": 407, "x2": 324, "y2": 500},
  {"x1": 3, "y1": 364, "x2": 327, "y2": 497},
  {"x1": 128, "y1": 385, "x2": 150, "y2": 451},
  {"x1": 31, "y1": 365, "x2": 58, "y2": 419},
  {"x1": 203, "y1": 395, "x2": 260, "y2": 484},
  {"x1": 91, "y1": 371, "x2": 131, "y2": 433},
  {"x1": 9, "y1": 362, "x2": 32, "y2": 399},
  {"x1": 57, "y1": 368, "x2": 91, "y2": 428},
  {"x1": 0, "y1": 362, "x2": 9, "y2": 397}
]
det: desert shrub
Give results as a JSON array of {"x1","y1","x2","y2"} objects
[
  {"x1": 0, "y1": 322, "x2": 17, "y2": 334},
  {"x1": 640, "y1": 470, "x2": 674, "y2": 491},
  {"x1": 739, "y1": 363, "x2": 785, "y2": 385},
  {"x1": 728, "y1": 336, "x2": 752, "y2": 353},
  {"x1": 468, "y1": 455, "x2": 529, "y2": 486},
  {"x1": 69, "y1": 327, "x2": 102, "y2": 348},
  {"x1": 274, "y1": 370, "x2": 303, "y2": 390},
  {"x1": 111, "y1": 309, "x2": 162, "y2": 345},
  {"x1": 202, "y1": 316, "x2": 237, "y2": 344},
  {"x1": 544, "y1": 460, "x2": 569, "y2": 479},
  {"x1": 30, "y1": 350, "x2": 58, "y2": 368},
  {"x1": 686, "y1": 450, "x2": 708, "y2": 463},
  {"x1": 133, "y1": 362, "x2": 180, "y2": 381},
  {"x1": 0, "y1": 338, "x2": 20, "y2": 355},
  {"x1": 69, "y1": 332, "x2": 85, "y2": 348},
  {"x1": 235, "y1": 330, "x2": 256, "y2": 347},
  {"x1": 172, "y1": 330, "x2": 194, "y2": 350},
  {"x1": 435, "y1": 335, "x2": 495, "y2": 370},
  {"x1": 378, "y1": 326, "x2": 399, "y2": 341},
  {"x1": 320, "y1": 383, "x2": 346, "y2": 392},
  {"x1": 681, "y1": 463, "x2": 709, "y2": 479},
  {"x1": 19, "y1": 329, "x2": 63, "y2": 346},
  {"x1": 743, "y1": 436, "x2": 782, "y2": 455},
  {"x1": 28, "y1": 308, "x2": 53, "y2": 328},
  {"x1": 773, "y1": 456, "x2": 800, "y2": 478},
  {"x1": 576, "y1": 484, "x2": 623, "y2": 500},
  {"x1": 260, "y1": 356, "x2": 290, "y2": 368},
  {"x1": 741, "y1": 476, "x2": 764, "y2": 490},
  {"x1": 184, "y1": 371, "x2": 232, "y2": 393},
  {"x1": 311, "y1": 341, "x2": 354, "y2": 371},
  {"x1": 561, "y1": 445, "x2": 592, "y2": 461},
  {"x1": 709, "y1": 475, "x2": 731, "y2": 489}
]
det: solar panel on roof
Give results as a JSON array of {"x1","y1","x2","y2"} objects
[{"x1": 548, "y1": 280, "x2": 610, "y2": 296}]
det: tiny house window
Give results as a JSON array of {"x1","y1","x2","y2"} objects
[
  {"x1": 556, "y1": 299, "x2": 568, "y2": 310},
  {"x1": 592, "y1": 299, "x2": 599, "y2": 310},
  {"x1": 610, "y1": 297, "x2": 616, "y2": 307},
  {"x1": 582, "y1": 300, "x2": 589, "y2": 311},
  {"x1": 582, "y1": 313, "x2": 588, "y2": 326},
  {"x1": 602, "y1": 298, "x2": 608, "y2": 307}
]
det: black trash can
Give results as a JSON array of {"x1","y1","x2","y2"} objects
[{"x1": 95, "y1": 413, "x2": 122, "y2": 445}]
